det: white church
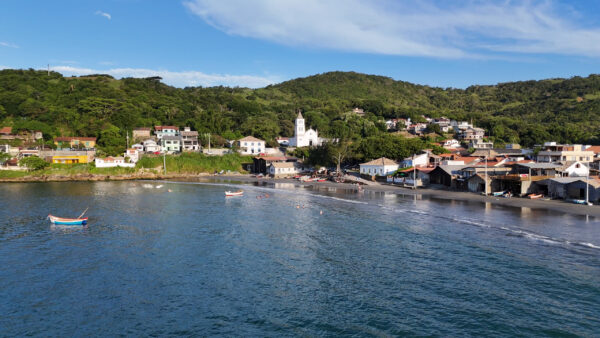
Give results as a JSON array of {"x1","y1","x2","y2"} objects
[{"x1": 289, "y1": 111, "x2": 324, "y2": 147}]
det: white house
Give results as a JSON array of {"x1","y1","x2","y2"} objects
[
  {"x1": 268, "y1": 162, "x2": 302, "y2": 177},
  {"x1": 289, "y1": 111, "x2": 323, "y2": 147},
  {"x1": 124, "y1": 148, "x2": 139, "y2": 163},
  {"x1": 161, "y1": 136, "x2": 182, "y2": 153},
  {"x1": 131, "y1": 143, "x2": 144, "y2": 152},
  {"x1": 181, "y1": 127, "x2": 200, "y2": 152},
  {"x1": 94, "y1": 156, "x2": 135, "y2": 168},
  {"x1": 560, "y1": 161, "x2": 589, "y2": 177},
  {"x1": 154, "y1": 126, "x2": 179, "y2": 139},
  {"x1": 143, "y1": 139, "x2": 160, "y2": 153},
  {"x1": 442, "y1": 139, "x2": 461, "y2": 149},
  {"x1": 360, "y1": 157, "x2": 399, "y2": 176},
  {"x1": 401, "y1": 153, "x2": 429, "y2": 167},
  {"x1": 237, "y1": 136, "x2": 265, "y2": 155}
]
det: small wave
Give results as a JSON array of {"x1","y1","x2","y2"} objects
[
  {"x1": 573, "y1": 242, "x2": 600, "y2": 249},
  {"x1": 453, "y1": 218, "x2": 491, "y2": 228}
]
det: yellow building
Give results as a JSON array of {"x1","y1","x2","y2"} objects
[
  {"x1": 49, "y1": 155, "x2": 90, "y2": 164},
  {"x1": 54, "y1": 137, "x2": 97, "y2": 149}
]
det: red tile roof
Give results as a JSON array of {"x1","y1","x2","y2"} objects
[
  {"x1": 586, "y1": 145, "x2": 600, "y2": 154},
  {"x1": 455, "y1": 156, "x2": 480, "y2": 164},
  {"x1": 0, "y1": 127, "x2": 12, "y2": 134},
  {"x1": 154, "y1": 126, "x2": 179, "y2": 131},
  {"x1": 255, "y1": 156, "x2": 288, "y2": 161}
]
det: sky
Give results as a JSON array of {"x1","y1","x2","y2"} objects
[{"x1": 1, "y1": 0, "x2": 600, "y2": 88}]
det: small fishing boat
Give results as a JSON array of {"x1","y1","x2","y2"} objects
[
  {"x1": 225, "y1": 190, "x2": 244, "y2": 197},
  {"x1": 528, "y1": 193, "x2": 543, "y2": 199},
  {"x1": 492, "y1": 191, "x2": 506, "y2": 197},
  {"x1": 48, "y1": 215, "x2": 88, "y2": 226},
  {"x1": 317, "y1": 178, "x2": 327, "y2": 182},
  {"x1": 571, "y1": 199, "x2": 592, "y2": 205}
]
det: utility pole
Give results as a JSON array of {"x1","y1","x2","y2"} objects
[
  {"x1": 484, "y1": 156, "x2": 488, "y2": 195},
  {"x1": 208, "y1": 133, "x2": 211, "y2": 154},
  {"x1": 413, "y1": 154, "x2": 417, "y2": 189},
  {"x1": 126, "y1": 131, "x2": 129, "y2": 149},
  {"x1": 586, "y1": 171, "x2": 590, "y2": 205}
]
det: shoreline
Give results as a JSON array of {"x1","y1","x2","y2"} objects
[
  {"x1": 178, "y1": 175, "x2": 600, "y2": 218},
  {"x1": 3, "y1": 172, "x2": 599, "y2": 217}
]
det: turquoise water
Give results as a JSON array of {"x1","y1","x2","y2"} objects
[{"x1": 0, "y1": 181, "x2": 599, "y2": 336}]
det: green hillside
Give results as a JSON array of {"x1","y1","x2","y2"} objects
[{"x1": 1, "y1": 69, "x2": 600, "y2": 156}]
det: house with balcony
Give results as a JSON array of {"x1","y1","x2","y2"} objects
[
  {"x1": 154, "y1": 126, "x2": 179, "y2": 139},
  {"x1": 536, "y1": 142, "x2": 594, "y2": 163},
  {"x1": 459, "y1": 127, "x2": 485, "y2": 141},
  {"x1": 160, "y1": 136, "x2": 182, "y2": 153},
  {"x1": 181, "y1": 127, "x2": 199, "y2": 152}
]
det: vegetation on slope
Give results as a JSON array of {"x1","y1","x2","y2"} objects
[{"x1": 2, "y1": 69, "x2": 600, "y2": 159}]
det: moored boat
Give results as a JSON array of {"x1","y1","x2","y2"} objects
[
  {"x1": 492, "y1": 191, "x2": 506, "y2": 197},
  {"x1": 571, "y1": 199, "x2": 592, "y2": 205},
  {"x1": 48, "y1": 215, "x2": 88, "y2": 226},
  {"x1": 528, "y1": 193, "x2": 543, "y2": 199},
  {"x1": 225, "y1": 190, "x2": 244, "y2": 197}
]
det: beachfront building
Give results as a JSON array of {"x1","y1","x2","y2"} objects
[
  {"x1": 154, "y1": 126, "x2": 179, "y2": 140},
  {"x1": 557, "y1": 161, "x2": 589, "y2": 177},
  {"x1": 289, "y1": 111, "x2": 323, "y2": 147},
  {"x1": 237, "y1": 136, "x2": 265, "y2": 155},
  {"x1": 252, "y1": 156, "x2": 298, "y2": 174},
  {"x1": 94, "y1": 156, "x2": 135, "y2": 168},
  {"x1": 46, "y1": 152, "x2": 92, "y2": 164},
  {"x1": 268, "y1": 162, "x2": 302, "y2": 178},
  {"x1": 428, "y1": 165, "x2": 468, "y2": 188},
  {"x1": 161, "y1": 136, "x2": 182, "y2": 153},
  {"x1": 401, "y1": 152, "x2": 429, "y2": 168},
  {"x1": 181, "y1": 127, "x2": 200, "y2": 152},
  {"x1": 536, "y1": 143, "x2": 594, "y2": 163},
  {"x1": 543, "y1": 177, "x2": 600, "y2": 202},
  {"x1": 360, "y1": 157, "x2": 399, "y2": 176},
  {"x1": 54, "y1": 137, "x2": 96, "y2": 150}
]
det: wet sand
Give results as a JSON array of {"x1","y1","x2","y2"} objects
[{"x1": 173, "y1": 175, "x2": 600, "y2": 218}]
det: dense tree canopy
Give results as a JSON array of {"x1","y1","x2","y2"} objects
[{"x1": 2, "y1": 69, "x2": 600, "y2": 157}]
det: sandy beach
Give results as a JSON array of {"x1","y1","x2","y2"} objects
[{"x1": 177, "y1": 175, "x2": 600, "y2": 218}]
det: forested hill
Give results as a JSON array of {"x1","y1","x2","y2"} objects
[{"x1": 1, "y1": 69, "x2": 600, "y2": 153}]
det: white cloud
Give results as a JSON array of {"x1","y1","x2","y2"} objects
[
  {"x1": 95, "y1": 10, "x2": 112, "y2": 20},
  {"x1": 49, "y1": 65, "x2": 277, "y2": 88},
  {"x1": 0, "y1": 41, "x2": 19, "y2": 48},
  {"x1": 183, "y1": 0, "x2": 600, "y2": 58}
]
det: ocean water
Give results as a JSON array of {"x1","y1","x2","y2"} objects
[{"x1": 0, "y1": 181, "x2": 599, "y2": 336}]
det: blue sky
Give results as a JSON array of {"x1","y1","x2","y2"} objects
[{"x1": 1, "y1": 0, "x2": 600, "y2": 88}]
